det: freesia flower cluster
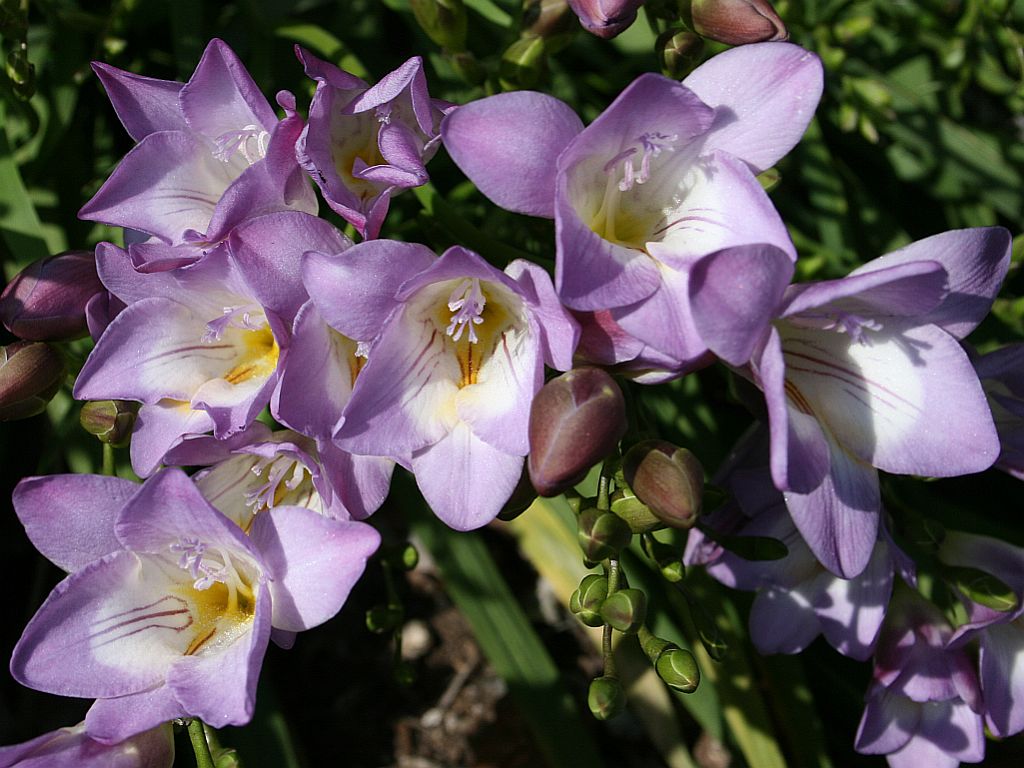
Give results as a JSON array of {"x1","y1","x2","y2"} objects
[{"x1": 1, "y1": 20, "x2": 1020, "y2": 768}]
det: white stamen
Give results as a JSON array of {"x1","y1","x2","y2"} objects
[
  {"x1": 445, "y1": 279, "x2": 486, "y2": 344},
  {"x1": 212, "y1": 124, "x2": 271, "y2": 165}
]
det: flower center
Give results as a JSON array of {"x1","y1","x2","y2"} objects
[
  {"x1": 446, "y1": 278, "x2": 486, "y2": 343},
  {"x1": 202, "y1": 306, "x2": 280, "y2": 387},
  {"x1": 212, "y1": 124, "x2": 271, "y2": 165},
  {"x1": 244, "y1": 454, "x2": 313, "y2": 515}
]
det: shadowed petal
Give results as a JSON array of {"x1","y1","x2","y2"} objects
[{"x1": 85, "y1": 687, "x2": 185, "y2": 746}]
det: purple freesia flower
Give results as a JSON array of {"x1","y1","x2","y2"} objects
[
  {"x1": 443, "y1": 43, "x2": 822, "y2": 375},
  {"x1": 855, "y1": 586, "x2": 985, "y2": 767},
  {"x1": 721, "y1": 228, "x2": 1011, "y2": 578},
  {"x1": 567, "y1": 0, "x2": 644, "y2": 38},
  {"x1": 0, "y1": 723, "x2": 173, "y2": 768},
  {"x1": 305, "y1": 241, "x2": 578, "y2": 529},
  {"x1": 974, "y1": 343, "x2": 1024, "y2": 480},
  {"x1": 296, "y1": 48, "x2": 452, "y2": 239},
  {"x1": 80, "y1": 39, "x2": 317, "y2": 262},
  {"x1": 10, "y1": 469, "x2": 379, "y2": 743}
]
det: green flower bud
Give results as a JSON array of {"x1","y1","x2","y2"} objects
[
  {"x1": 655, "y1": 646, "x2": 700, "y2": 693},
  {"x1": 578, "y1": 506, "x2": 632, "y2": 563},
  {"x1": 656, "y1": 28, "x2": 704, "y2": 80},
  {"x1": 690, "y1": 0, "x2": 788, "y2": 46},
  {"x1": 366, "y1": 604, "x2": 402, "y2": 633},
  {"x1": 570, "y1": 573, "x2": 609, "y2": 627},
  {"x1": 600, "y1": 588, "x2": 647, "y2": 634},
  {"x1": 213, "y1": 748, "x2": 242, "y2": 768},
  {"x1": 80, "y1": 399, "x2": 138, "y2": 446},
  {"x1": 641, "y1": 536, "x2": 685, "y2": 582},
  {"x1": 522, "y1": 0, "x2": 577, "y2": 51},
  {"x1": 410, "y1": 0, "x2": 468, "y2": 51},
  {"x1": 610, "y1": 487, "x2": 662, "y2": 533},
  {"x1": 499, "y1": 35, "x2": 547, "y2": 90},
  {"x1": 588, "y1": 675, "x2": 625, "y2": 720},
  {"x1": 623, "y1": 440, "x2": 703, "y2": 529},
  {"x1": 0, "y1": 341, "x2": 64, "y2": 421},
  {"x1": 399, "y1": 543, "x2": 420, "y2": 571},
  {"x1": 946, "y1": 566, "x2": 1018, "y2": 613}
]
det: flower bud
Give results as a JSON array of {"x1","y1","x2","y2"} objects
[
  {"x1": 641, "y1": 535, "x2": 685, "y2": 582},
  {"x1": 567, "y1": 0, "x2": 643, "y2": 39},
  {"x1": 570, "y1": 573, "x2": 609, "y2": 627},
  {"x1": 0, "y1": 341, "x2": 64, "y2": 421},
  {"x1": 214, "y1": 748, "x2": 242, "y2": 768},
  {"x1": 499, "y1": 35, "x2": 547, "y2": 89},
  {"x1": 523, "y1": 0, "x2": 577, "y2": 47},
  {"x1": 410, "y1": 0, "x2": 468, "y2": 50},
  {"x1": 528, "y1": 368, "x2": 627, "y2": 497},
  {"x1": 600, "y1": 588, "x2": 647, "y2": 634},
  {"x1": 690, "y1": 0, "x2": 788, "y2": 46},
  {"x1": 623, "y1": 440, "x2": 703, "y2": 529},
  {"x1": 946, "y1": 566, "x2": 1018, "y2": 613},
  {"x1": 656, "y1": 646, "x2": 700, "y2": 693},
  {"x1": 577, "y1": 506, "x2": 632, "y2": 563},
  {"x1": 610, "y1": 487, "x2": 662, "y2": 533},
  {"x1": 588, "y1": 675, "x2": 625, "y2": 720},
  {"x1": 657, "y1": 28, "x2": 704, "y2": 79},
  {"x1": 80, "y1": 399, "x2": 137, "y2": 446},
  {"x1": 0, "y1": 250, "x2": 103, "y2": 341}
]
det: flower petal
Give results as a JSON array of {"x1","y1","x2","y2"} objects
[
  {"x1": 749, "y1": 585, "x2": 821, "y2": 655},
  {"x1": 92, "y1": 63, "x2": 187, "y2": 141},
  {"x1": 504, "y1": 259, "x2": 580, "y2": 371},
  {"x1": 442, "y1": 91, "x2": 583, "y2": 218},
  {"x1": 815, "y1": 540, "x2": 892, "y2": 660},
  {"x1": 979, "y1": 622, "x2": 1024, "y2": 737},
  {"x1": 855, "y1": 686, "x2": 919, "y2": 755},
  {"x1": 129, "y1": 400, "x2": 216, "y2": 478},
  {"x1": 85, "y1": 687, "x2": 185, "y2": 746}
]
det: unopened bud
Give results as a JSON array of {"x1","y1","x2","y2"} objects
[
  {"x1": 80, "y1": 399, "x2": 137, "y2": 446},
  {"x1": 588, "y1": 675, "x2": 625, "y2": 719},
  {"x1": 499, "y1": 35, "x2": 547, "y2": 89},
  {"x1": 567, "y1": 0, "x2": 643, "y2": 39},
  {"x1": 578, "y1": 506, "x2": 631, "y2": 563},
  {"x1": 410, "y1": 0, "x2": 468, "y2": 50},
  {"x1": 600, "y1": 588, "x2": 646, "y2": 634},
  {"x1": 656, "y1": 28, "x2": 704, "y2": 79},
  {"x1": 946, "y1": 566, "x2": 1018, "y2": 613},
  {"x1": 610, "y1": 487, "x2": 661, "y2": 533},
  {"x1": 570, "y1": 573, "x2": 609, "y2": 627},
  {"x1": 213, "y1": 748, "x2": 242, "y2": 768},
  {"x1": 641, "y1": 535, "x2": 685, "y2": 582},
  {"x1": 690, "y1": 0, "x2": 788, "y2": 46},
  {"x1": 523, "y1": 0, "x2": 577, "y2": 47},
  {"x1": 528, "y1": 368, "x2": 626, "y2": 496},
  {"x1": 623, "y1": 440, "x2": 703, "y2": 529},
  {"x1": 1, "y1": 250, "x2": 103, "y2": 341},
  {"x1": 656, "y1": 646, "x2": 700, "y2": 692},
  {"x1": 0, "y1": 342, "x2": 64, "y2": 421}
]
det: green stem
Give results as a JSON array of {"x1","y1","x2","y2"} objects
[
  {"x1": 187, "y1": 718, "x2": 215, "y2": 768},
  {"x1": 602, "y1": 557, "x2": 621, "y2": 677},
  {"x1": 101, "y1": 443, "x2": 115, "y2": 477}
]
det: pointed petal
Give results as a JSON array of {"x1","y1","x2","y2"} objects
[
  {"x1": 690, "y1": 243, "x2": 793, "y2": 365},
  {"x1": 850, "y1": 227, "x2": 1012, "y2": 339},
  {"x1": 979, "y1": 622, "x2": 1024, "y2": 737},
  {"x1": 85, "y1": 687, "x2": 185, "y2": 746},
  {"x1": 683, "y1": 42, "x2": 823, "y2": 173},
  {"x1": 815, "y1": 541, "x2": 893, "y2": 660},
  {"x1": 412, "y1": 422, "x2": 524, "y2": 530},
  {"x1": 249, "y1": 507, "x2": 379, "y2": 631},
  {"x1": 749, "y1": 586, "x2": 820, "y2": 654},
  {"x1": 505, "y1": 259, "x2": 580, "y2": 371},
  {"x1": 855, "y1": 687, "x2": 919, "y2": 754},
  {"x1": 179, "y1": 38, "x2": 276, "y2": 137},
  {"x1": 92, "y1": 63, "x2": 186, "y2": 141},
  {"x1": 13, "y1": 474, "x2": 138, "y2": 572},
  {"x1": 442, "y1": 91, "x2": 583, "y2": 218},
  {"x1": 130, "y1": 400, "x2": 216, "y2": 478}
]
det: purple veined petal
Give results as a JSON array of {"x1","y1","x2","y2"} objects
[
  {"x1": 303, "y1": 240, "x2": 436, "y2": 341},
  {"x1": 92, "y1": 62, "x2": 187, "y2": 141},
  {"x1": 783, "y1": 434, "x2": 880, "y2": 579},
  {"x1": 13, "y1": 474, "x2": 138, "y2": 572},
  {"x1": 754, "y1": 327, "x2": 831, "y2": 493},
  {"x1": 249, "y1": 506, "x2": 380, "y2": 631},
  {"x1": 189, "y1": 354, "x2": 280, "y2": 440},
  {"x1": 779, "y1": 321, "x2": 999, "y2": 477},
  {"x1": 395, "y1": 246, "x2": 523, "y2": 303},
  {"x1": 319, "y1": 443, "x2": 395, "y2": 520},
  {"x1": 130, "y1": 400, "x2": 216, "y2": 478},
  {"x1": 441, "y1": 91, "x2": 583, "y2": 218},
  {"x1": 0, "y1": 721, "x2": 175, "y2": 767},
  {"x1": 855, "y1": 686, "x2": 920, "y2": 755},
  {"x1": 162, "y1": 422, "x2": 273, "y2": 467},
  {"x1": 333, "y1": 305, "x2": 459, "y2": 457},
  {"x1": 295, "y1": 46, "x2": 366, "y2": 91},
  {"x1": 411, "y1": 421, "x2": 525, "y2": 530},
  {"x1": 689, "y1": 243, "x2": 794, "y2": 366},
  {"x1": 272, "y1": 300, "x2": 361, "y2": 441},
  {"x1": 573, "y1": 308, "x2": 645, "y2": 366},
  {"x1": 85, "y1": 290, "x2": 125, "y2": 342},
  {"x1": 128, "y1": 241, "x2": 209, "y2": 273},
  {"x1": 166, "y1": 586, "x2": 270, "y2": 728},
  {"x1": 94, "y1": 240, "x2": 236, "y2": 308},
  {"x1": 85, "y1": 687, "x2": 186, "y2": 746},
  {"x1": 782, "y1": 260, "x2": 948, "y2": 320},
  {"x1": 179, "y1": 39, "x2": 277, "y2": 138},
  {"x1": 814, "y1": 539, "x2": 893, "y2": 660},
  {"x1": 979, "y1": 621, "x2": 1024, "y2": 737},
  {"x1": 365, "y1": 121, "x2": 429, "y2": 186},
  {"x1": 748, "y1": 584, "x2": 821, "y2": 655},
  {"x1": 505, "y1": 259, "x2": 580, "y2": 372},
  {"x1": 11, "y1": 552, "x2": 191, "y2": 698},
  {"x1": 229, "y1": 212, "x2": 351, "y2": 322},
  {"x1": 346, "y1": 57, "x2": 431, "y2": 133},
  {"x1": 683, "y1": 42, "x2": 824, "y2": 173},
  {"x1": 850, "y1": 227, "x2": 1012, "y2": 339},
  {"x1": 78, "y1": 131, "x2": 235, "y2": 244}
]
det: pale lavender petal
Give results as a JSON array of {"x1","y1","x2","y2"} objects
[
  {"x1": 92, "y1": 62, "x2": 186, "y2": 141},
  {"x1": 913, "y1": 698, "x2": 986, "y2": 763},
  {"x1": 749, "y1": 585, "x2": 821, "y2": 654},
  {"x1": 979, "y1": 621, "x2": 1024, "y2": 737},
  {"x1": 683, "y1": 42, "x2": 823, "y2": 173},
  {"x1": 130, "y1": 401, "x2": 216, "y2": 478},
  {"x1": 85, "y1": 687, "x2": 185, "y2": 746},
  {"x1": 166, "y1": 586, "x2": 270, "y2": 728},
  {"x1": 0, "y1": 721, "x2": 174, "y2": 767},
  {"x1": 295, "y1": 45, "x2": 366, "y2": 91},
  {"x1": 689, "y1": 243, "x2": 793, "y2": 365},
  {"x1": 441, "y1": 91, "x2": 582, "y2": 218},
  {"x1": 346, "y1": 56, "x2": 432, "y2": 132},
  {"x1": 815, "y1": 541, "x2": 893, "y2": 660},
  {"x1": 850, "y1": 227, "x2": 1012, "y2": 339},
  {"x1": 161, "y1": 421, "x2": 273, "y2": 467},
  {"x1": 783, "y1": 439, "x2": 880, "y2": 579},
  {"x1": 504, "y1": 259, "x2": 580, "y2": 371},
  {"x1": 412, "y1": 422, "x2": 524, "y2": 530},
  {"x1": 394, "y1": 245, "x2": 521, "y2": 301},
  {"x1": 128, "y1": 241, "x2": 208, "y2": 272},
  {"x1": 855, "y1": 686, "x2": 918, "y2": 755},
  {"x1": 782, "y1": 261, "x2": 948, "y2": 319},
  {"x1": 249, "y1": 506, "x2": 379, "y2": 631},
  {"x1": 179, "y1": 38, "x2": 276, "y2": 137},
  {"x1": 13, "y1": 474, "x2": 137, "y2": 572},
  {"x1": 324, "y1": 449, "x2": 395, "y2": 521}
]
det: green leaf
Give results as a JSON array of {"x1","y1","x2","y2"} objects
[{"x1": 0, "y1": 102, "x2": 51, "y2": 277}]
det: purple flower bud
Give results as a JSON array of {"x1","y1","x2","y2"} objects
[
  {"x1": 690, "y1": 0, "x2": 788, "y2": 46},
  {"x1": 0, "y1": 342, "x2": 64, "y2": 421},
  {"x1": 0, "y1": 250, "x2": 103, "y2": 340},
  {"x1": 528, "y1": 367, "x2": 627, "y2": 497},
  {"x1": 567, "y1": 0, "x2": 644, "y2": 39},
  {"x1": 623, "y1": 440, "x2": 704, "y2": 529}
]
